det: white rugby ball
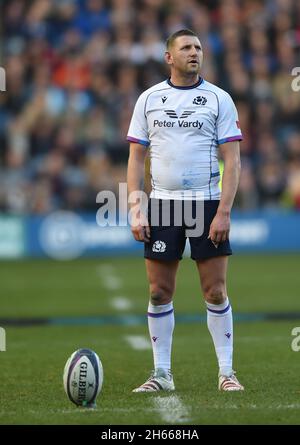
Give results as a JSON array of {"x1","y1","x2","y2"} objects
[{"x1": 63, "y1": 348, "x2": 103, "y2": 407}]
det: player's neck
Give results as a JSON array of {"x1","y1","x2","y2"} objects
[{"x1": 169, "y1": 73, "x2": 200, "y2": 87}]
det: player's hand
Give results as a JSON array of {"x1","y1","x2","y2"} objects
[
  {"x1": 130, "y1": 211, "x2": 150, "y2": 243},
  {"x1": 208, "y1": 211, "x2": 230, "y2": 246}
]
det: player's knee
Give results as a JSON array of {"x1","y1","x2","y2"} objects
[
  {"x1": 203, "y1": 283, "x2": 226, "y2": 304},
  {"x1": 150, "y1": 285, "x2": 173, "y2": 305}
]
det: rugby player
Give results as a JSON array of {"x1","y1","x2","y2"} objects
[{"x1": 127, "y1": 29, "x2": 244, "y2": 392}]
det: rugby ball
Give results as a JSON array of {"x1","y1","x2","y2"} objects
[{"x1": 63, "y1": 348, "x2": 103, "y2": 407}]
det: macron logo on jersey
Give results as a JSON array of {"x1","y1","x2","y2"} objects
[{"x1": 153, "y1": 109, "x2": 203, "y2": 130}]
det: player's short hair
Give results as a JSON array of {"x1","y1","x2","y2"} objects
[{"x1": 166, "y1": 29, "x2": 199, "y2": 50}]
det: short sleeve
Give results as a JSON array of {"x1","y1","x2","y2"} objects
[
  {"x1": 216, "y1": 93, "x2": 243, "y2": 145},
  {"x1": 127, "y1": 93, "x2": 150, "y2": 147}
]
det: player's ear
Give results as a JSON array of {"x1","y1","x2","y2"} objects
[{"x1": 165, "y1": 51, "x2": 173, "y2": 65}]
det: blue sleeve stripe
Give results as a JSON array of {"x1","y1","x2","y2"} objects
[
  {"x1": 127, "y1": 136, "x2": 150, "y2": 147},
  {"x1": 217, "y1": 135, "x2": 243, "y2": 145}
]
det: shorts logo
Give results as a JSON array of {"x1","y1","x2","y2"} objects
[{"x1": 152, "y1": 240, "x2": 166, "y2": 253}]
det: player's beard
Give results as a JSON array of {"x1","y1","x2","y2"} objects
[
  {"x1": 186, "y1": 65, "x2": 200, "y2": 74},
  {"x1": 181, "y1": 62, "x2": 200, "y2": 77},
  {"x1": 171, "y1": 58, "x2": 202, "y2": 80}
]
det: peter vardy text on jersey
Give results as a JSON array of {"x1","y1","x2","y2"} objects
[{"x1": 153, "y1": 119, "x2": 204, "y2": 130}]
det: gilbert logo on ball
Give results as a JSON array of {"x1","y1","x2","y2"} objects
[{"x1": 63, "y1": 348, "x2": 103, "y2": 407}]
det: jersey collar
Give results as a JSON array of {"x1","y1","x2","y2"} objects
[{"x1": 167, "y1": 77, "x2": 204, "y2": 90}]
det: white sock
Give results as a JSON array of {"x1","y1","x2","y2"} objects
[
  {"x1": 206, "y1": 297, "x2": 233, "y2": 377},
  {"x1": 147, "y1": 302, "x2": 174, "y2": 372}
]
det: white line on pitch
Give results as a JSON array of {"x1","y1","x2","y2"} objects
[
  {"x1": 103, "y1": 276, "x2": 122, "y2": 290},
  {"x1": 153, "y1": 395, "x2": 191, "y2": 424},
  {"x1": 111, "y1": 297, "x2": 133, "y2": 311},
  {"x1": 125, "y1": 335, "x2": 151, "y2": 350},
  {"x1": 9, "y1": 403, "x2": 300, "y2": 418},
  {"x1": 98, "y1": 264, "x2": 122, "y2": 290},
  {"x1": 206, "y1": 403, "x2": 300, "y2": 410}
]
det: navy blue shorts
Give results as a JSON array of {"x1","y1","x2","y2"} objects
[{"x1": 144, "y1": 199, "x2": 232, "y2": 261}]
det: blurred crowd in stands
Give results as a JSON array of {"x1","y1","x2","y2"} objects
[{"x1": 1, "y1": 0, "x2": 300, "y2": 214}]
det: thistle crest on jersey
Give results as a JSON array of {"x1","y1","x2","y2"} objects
[{"x1": 193, "y1": 96, "x2": 207, "y2": 105}]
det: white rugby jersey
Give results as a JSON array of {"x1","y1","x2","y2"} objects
[{"x1": 127, "y1": 77, "x2": 243, "y2": 200}]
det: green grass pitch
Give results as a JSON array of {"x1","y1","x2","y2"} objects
[{"x1": 0, "y1": 254, "x2": 300, "y2": 425}]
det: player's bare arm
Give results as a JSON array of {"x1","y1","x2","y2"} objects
[
  {"x1": 209, "y1": 141, "x2": 241, "y2": 244},
  {"x1": 127, "y1": 142, "x2": 150, "y2": 242}
]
